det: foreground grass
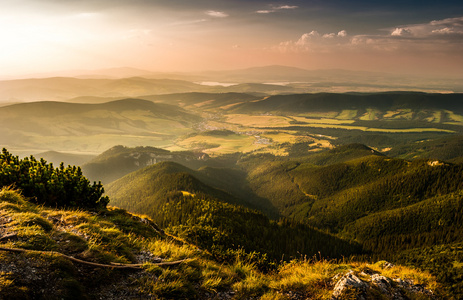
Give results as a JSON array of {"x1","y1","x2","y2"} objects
[{"x1": 0, "y1": 188, "x2": 440, "y2": 299}]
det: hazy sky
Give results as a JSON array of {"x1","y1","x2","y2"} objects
[{"x1": 1, "y1": 0, "x2": 463, "y2": 77}]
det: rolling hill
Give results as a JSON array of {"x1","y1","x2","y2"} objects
[
  {"x1": 3, "y1": 90, "x2": 463, "y2": 157},
  {"x1": 142, "y1": 92, "x2": 261, "y2": 110},
  {"x1": 0, "y1": 98, "x2": 201, "y2": 153},
  {"x1": 0, "y1": 77, "x2": 207, "y2": 102}
]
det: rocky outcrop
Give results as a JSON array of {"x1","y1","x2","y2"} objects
[{"x1": 331, "y1": 265, "x2": 435, "y2": 300}]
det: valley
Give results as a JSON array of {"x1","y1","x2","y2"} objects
[
  {"x1": 1, "y1": 68, "x2": 463, "y2": 299},
  {"x1": 2, "y1": 89, "x2": 463, "y2": 159}
]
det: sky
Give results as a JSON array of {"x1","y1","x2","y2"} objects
[{"x1": 1, "y1": 0, "x2": 463, "y2": 78}]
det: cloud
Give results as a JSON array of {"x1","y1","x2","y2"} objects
[
  {"x1": 205, "y1": 10, "x2": 228, "y2": 18},
  {"x1": 277, "y1": 5, "x2": 298, "y2": 10},
  {"x1": 276, "y1": 16, "x2": 463, "y2": 54},
  {"x1": 257, "y1": 10, "x2": 272, "y2": 14},
  {"x1": 256, "y1": 4, "x2": 298, "y2": 14},
  {"x1": 388, "y1": 16, "x2": 463, "y2": 37},
  {"x1": 324, "y1": 30, "x2": 347, "y2": 39},
  {"x1": 277, "y1": 29, "x2": 348, "y2": 53},
  {"x1": 169, "y1": 19, "x2": 207, "y2": 27},
  {"x1": 432, "y1": 27, "x2": 455, "y2": 34},
  {"x1": 390, "y1": 28, "x2": 413, "y2": 36}
]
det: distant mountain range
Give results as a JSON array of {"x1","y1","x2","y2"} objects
[{"x1": 1, "y1": 66, "x2": 461, "y2": 103}]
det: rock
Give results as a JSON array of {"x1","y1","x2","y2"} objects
[
  {"x1": 394, "y1": 278, "x2": 434, "y2": 297},
  {"x1": 332, "y1": 270, "x2": 368, "y2": 299},
  {"x1": 331, "y1": 270, "x2": 435, "y2": 300},
  {"x1": 371, "y1": 274, "x2": 392, "y2": 294},
  {"x1": 370, "y1": 274, "x2": 406, "y2": 299}
]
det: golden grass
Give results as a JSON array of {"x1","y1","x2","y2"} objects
[
  {"x1": 370, "y1": 261, "x2": 438, "y2": 290},
  {"x1": 269, "y1": 260, "x2": 349, "y2": 296},
  {"x1": 181, "y1": 191, "x2": 196, "y2": 197}
]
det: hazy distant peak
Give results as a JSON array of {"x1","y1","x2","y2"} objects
[{"x1": 241, "y1": 65, "x2": 309, "y2": 72}]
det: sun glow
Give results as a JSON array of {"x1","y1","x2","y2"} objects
[{"x1": 0, "y1": 1, "x2": 462, "y2": 77}]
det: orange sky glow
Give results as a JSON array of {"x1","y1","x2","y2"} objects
[{"x1": 0, "y1": 1, "x2": 462, "y2": 78}]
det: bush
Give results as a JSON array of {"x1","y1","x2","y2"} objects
[{"x1": 0, "y1": 148, "x2": 109, "y2": 209}]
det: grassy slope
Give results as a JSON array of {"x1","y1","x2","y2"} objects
[{"x1": 0, "y1": 188, "x2": 440, "y2": 299}]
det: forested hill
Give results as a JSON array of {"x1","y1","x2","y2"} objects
[
  {"x1": 0, "y1": 98, "x2": 200, "y2": 120},
  {"x1": 106, "y1": 160, "x2": 362, "y2": 262},
  {"x1": 230, "y1": 92, "x2": 463, "y2": 116},
  {"x1": 82, "y1": 145, "x2": 210, "y2": 184},
  {"x1": 385, "y1": 134, "x2": 463, "y2": 163},
  {"x1": 104, "y1": 143, "x2": 463, "y2": 297}
]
